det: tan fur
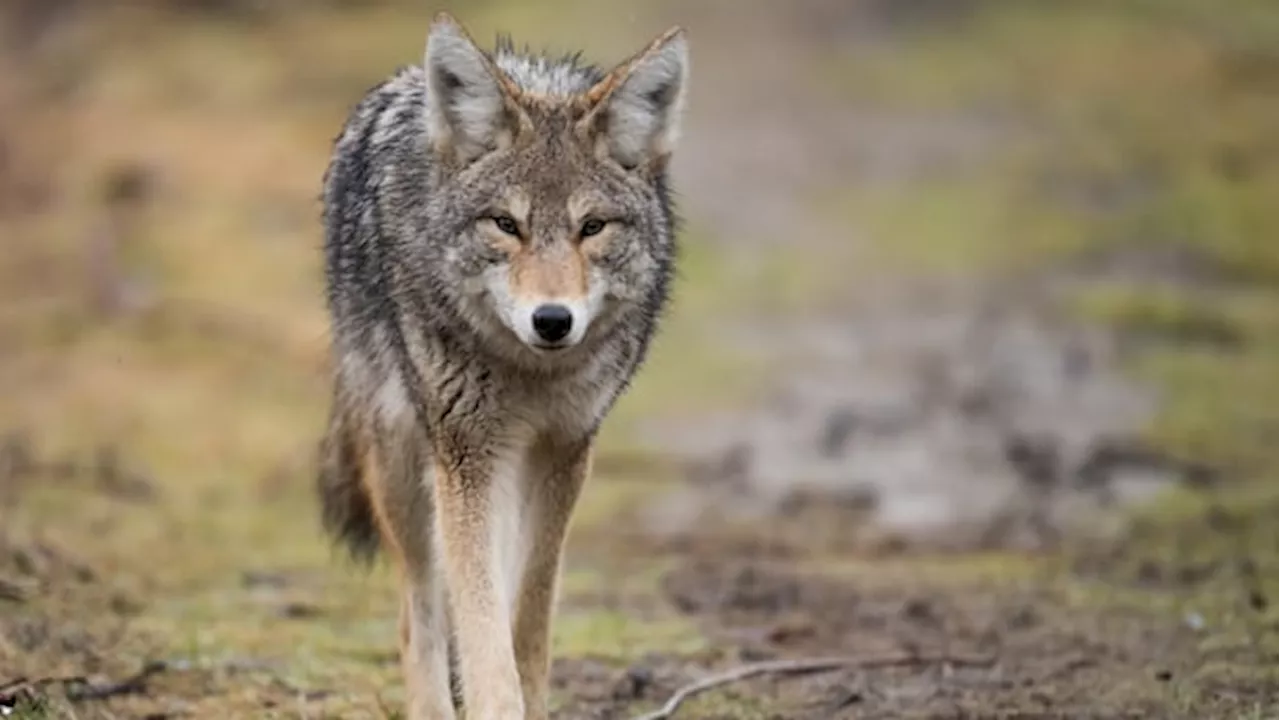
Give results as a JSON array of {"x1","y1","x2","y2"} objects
[
  {"x1": 512, "y1": 440, "x2": 591, "y2": 715},
  {"x1": 509, "y1": 244, "x2": 589, "y2": 302},
  {"x1": 353, "y1": 377, "x2": 599, "y2": 719}
]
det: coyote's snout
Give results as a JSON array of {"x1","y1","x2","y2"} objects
[
  {"x1": 318, "y1": 11, "x2": 687, "y2": 719},
  {"x1": 479, "y1": 207, "x2": 607, "y2": 352}
]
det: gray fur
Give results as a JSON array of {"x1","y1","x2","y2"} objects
[{"x1": 492, "y1": 36, "x2": 602, "y2": 96}]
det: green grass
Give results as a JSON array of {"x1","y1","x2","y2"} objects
[{"x1": 553, "y1": 609, "x2": 707, "y2": 661}]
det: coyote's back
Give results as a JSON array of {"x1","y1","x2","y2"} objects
[{"x1": 315, "y1": 13, "x2": 688, "y2": 720}]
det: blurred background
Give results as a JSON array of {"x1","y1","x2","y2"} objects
[{"x1": 0, "y1": 0, "x2": 1275, "y2": 717}]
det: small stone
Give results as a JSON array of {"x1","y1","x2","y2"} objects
[
  {"x1": 611, "y1": 665, "x2": 652, "y2": 700},
  {"x1": 831, "y1": 689, "x2": 864, "y2": 708},
  {"x1": 279, "y1": 602, "x2": 322, "y2": 619}
]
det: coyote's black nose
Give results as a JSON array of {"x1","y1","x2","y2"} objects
[{"x1": 531, "y1": 304, "x2": 573, "y2": 344}]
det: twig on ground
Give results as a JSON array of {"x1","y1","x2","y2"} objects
[
  {"x1": 0, "y1": 674, "x2": 84, "y2": 712},
  {"x1": 63, "y1": 660, "x2": 168, "y2": 702},
  {"x1": 630, "y1": 652, "x2": 997, "y2": 720},
  {"x1": 0, "y1": 661, "x2": 167, "y2": 706},
  {"x1": 0, "y1": 677, "x2": 36, "y2": 697},
  {"x1": 0, "y1": 578, "x2": 28, "y2": 603},
  {"x1": 2, "y1": 675, "x2": 86, "y2": 696}
]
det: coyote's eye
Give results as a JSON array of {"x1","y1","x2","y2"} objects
[
  {"x1": 580, "y1": 218, "x2": 606, "y2": 238},
  {"x1": 491, "y1": 215, "x2": 520, "y2": 237}
]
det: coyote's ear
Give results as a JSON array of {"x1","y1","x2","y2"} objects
[
  {"x1": 423, "y1": 13, "x2": 521, "y2": 163},
  {"x1": 582, "y1": 27, "x2": 689, "y2": 171}
]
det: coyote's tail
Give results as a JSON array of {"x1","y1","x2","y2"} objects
[{"x1": 317, "y1": 400, "x2": 380, "y2": 562}]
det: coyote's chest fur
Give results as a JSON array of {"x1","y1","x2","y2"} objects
[{"x1": 372, "y1": 341, "x2": 627, "y2": 445}]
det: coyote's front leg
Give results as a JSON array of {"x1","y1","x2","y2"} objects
[
  {"x1": 360, "y1": 424, "x2": 455, "y2": 720},
  {"x1": 433, "y1": 445, "x2": 525, "y2": 720},
  {"x1": 513, "y1": 436, "x2": 592, "y2": 719}
]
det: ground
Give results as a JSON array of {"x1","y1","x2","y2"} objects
[{"x1": 0, "y1": 1, "x2": 1275, "y2": 718}]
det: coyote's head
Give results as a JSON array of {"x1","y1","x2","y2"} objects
[{"x1": 413, "y1": 13, "x2": 688, "y2": 361}]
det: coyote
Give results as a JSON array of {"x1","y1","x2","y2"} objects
[{"x1": 316, "y1": 12, "x2": 688, "y2": 719}]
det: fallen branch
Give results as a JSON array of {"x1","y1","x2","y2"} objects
[
  {"x1": 0, "y1": 578, "x2": 29, "y2": 603},
  {"x1": 63, "y1": 660, "x2": 168, "y2": 702},
  {"x1": 1, "y1": 660, "x2": 169, "y2": 707},
  {"x1": 630, "y1": 652, "x2": 997, "y2": 720},
  {"x1": 0, "y1": 676, "x2": 38, "y2": 697},
  {"x1": 1, "y1": 675, "x2": 85, "y2": 696},
  {"x1": 1, "y1": 657, "x2": 321, "y2": 710},
  {"x1": 0, "y1": 674, "x2": 84, "y2": 712}
]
